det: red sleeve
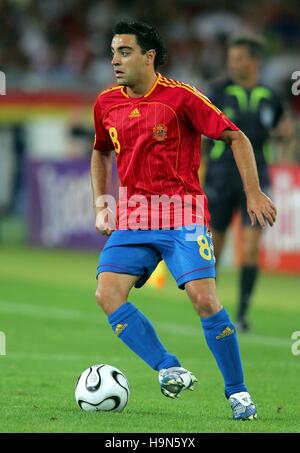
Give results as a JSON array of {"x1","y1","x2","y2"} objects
[
  {"x1": 93, "y1": 100, "x2": 113, "y2": 151},
  {"x1": 183, "y1": 89, "x2": 239, "y2": 139}
]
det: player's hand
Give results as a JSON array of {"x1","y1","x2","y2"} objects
[
  {"x1": 246, "y1": 190, "x2": 277, "y2": 229},
  {"x1": 95, "y1": 206, "x2": 116, "y2": 236}
]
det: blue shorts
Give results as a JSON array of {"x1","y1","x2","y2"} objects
[{"x1": 97, "y1": 225, "x2": 216, "y2": 290}]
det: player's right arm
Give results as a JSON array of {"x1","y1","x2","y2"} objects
[
  {"x1": 91, "y1": 148, "x2": 115, "y2": 236},
  {"x1": 92, "y1": 98, "x2": 115, "y2": 236},
  {"x1": 221, "y1": 129, "x2": 277, "y2": 228}
]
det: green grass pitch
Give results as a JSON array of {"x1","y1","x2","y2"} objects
[{"x1": 0, "y1": 244, "x2": 299, "y2": 433}]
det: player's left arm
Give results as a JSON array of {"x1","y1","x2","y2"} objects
[
  {"x1": 220, "y1": 129, "x2": 277, "y2": 228},
  {"x1": 182, "y1": 88, "x2": 276, "y2": 227}
]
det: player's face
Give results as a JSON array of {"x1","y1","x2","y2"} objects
[
  {"x1": 111, "y1": 34, "x2": 151, "y2": 86},
  {"x1": 227, "y1": 46, "x2": 259, "y2": 81}
]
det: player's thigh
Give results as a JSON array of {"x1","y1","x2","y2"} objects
[
  {"x1": 161, "y1": 226, "x2": 216, "y2": 289},
  {"x1": 239, "y1": 187, "x2": 268, "y2": 265},
  {"x1": 97, "y1": 237, "x2": 161, "y2": 290},
  {"x1": 185, "y1": 277, "x2": 221, "y2": 317}
]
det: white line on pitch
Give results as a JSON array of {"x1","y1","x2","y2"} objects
[{"x1": 0, "y1": 300, "x2": 291, "y2": 349}]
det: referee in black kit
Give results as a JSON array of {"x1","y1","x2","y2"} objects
[{"x1": 204, "y1": 35, "x2": 284, "y2": 332}]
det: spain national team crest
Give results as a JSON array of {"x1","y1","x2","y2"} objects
[{"x1": 153, "y1": 123, "x2": 167, "y2": 141}]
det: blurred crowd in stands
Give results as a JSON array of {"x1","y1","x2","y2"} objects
[
  {"x1": 1, "y1": 0, "x2": 300, "y2": 219},
  {"x1": 3, "y1": 0, "x2": 300, "y2": 157},
  {"x1": 1, "y1": 0, "x2": 300, "y2": 97}
]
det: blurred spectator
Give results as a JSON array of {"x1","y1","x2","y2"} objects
[
  {"x1": 0, "y1": 0, "x2": 299, "y2": 166},
  {"x1": 0, "y1": 0, "x2": 299, "y2": 97},
  {"x1": 0, "y1": 124, "x2": 25, "y2": 216}
]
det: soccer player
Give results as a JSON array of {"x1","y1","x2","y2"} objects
[
  {"x1": 204, "y1": 36, "x2": 283, "y2": 332},
  {"x1": 91, "y1": 22, "x2": 276, "y2": 420}
]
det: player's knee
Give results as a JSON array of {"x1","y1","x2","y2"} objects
[
  {"x1": 95, "y1": 286, "x2": 114, "y2": 313},
  {"x1": 193, "y1": 292, "x2": 220, "y2": 316},
  {"x1": 95, "y1": 284, "x2": 126, "y2": 315},
  {"x1": 95, "y1": 286, "x2": 105, "y2": 308},
  {"x1": 244, "y1": 244, "x2": 259, "y2": 265},
  {"x1": 243, "y1": 229, "x2": 262, "y2": 265}
]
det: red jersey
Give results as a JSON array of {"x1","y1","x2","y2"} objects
[{"x1": 94, "y1": 73, "x2": 239, "y2": 229}]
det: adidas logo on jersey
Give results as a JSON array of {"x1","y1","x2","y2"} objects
[{"x1": 129, "y1": 108, "x2": 141, "y2": 118}]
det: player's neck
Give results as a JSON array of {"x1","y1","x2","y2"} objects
[
  {"x1": 234, "y1": 74, "x2": 259, "y2": 89},
  {"x1": 126, "y1": 72, "x2": 157, "y2": 98}
]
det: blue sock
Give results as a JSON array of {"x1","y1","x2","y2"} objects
[
  {"x1": 201, "y1": 307, "x2": 248, "y2": 398},
  {"x1": 108, "y1": 302, "x2": 180, "y2": 371}
]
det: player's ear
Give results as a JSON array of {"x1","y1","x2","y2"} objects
[{"x1": 145, "y1": 49, "x2": 156, "y2": 66}]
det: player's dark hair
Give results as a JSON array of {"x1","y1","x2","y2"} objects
[
  {"x1": 112, "y1": 21, "x2": 167, "y2": 69},
  {"x1": 228, "y1": 35, "x2": 265, "y2": 59}
]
